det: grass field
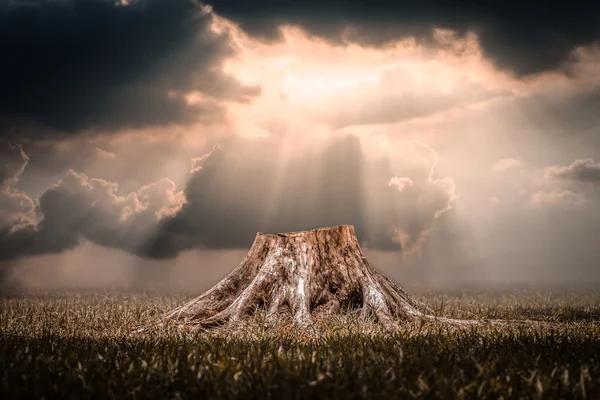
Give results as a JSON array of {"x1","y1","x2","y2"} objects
[{"x1": 1, "y1": 290, "x2": 600, "y2": 399}]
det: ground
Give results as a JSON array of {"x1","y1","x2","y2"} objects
[{"x1": 1, "y1": 290, "x2": 599, "y2": 399}]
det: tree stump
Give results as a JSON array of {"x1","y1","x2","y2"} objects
[{"x1": 163, "y1": 225, "x2": 432, "y2": 330}]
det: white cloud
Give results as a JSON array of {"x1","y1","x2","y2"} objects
[{"x1": 492, "y1": 158, "x2": 522, "y2": 172}]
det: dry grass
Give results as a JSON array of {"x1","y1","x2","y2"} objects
[{"x1": 1, "y1": 290, "x2": 600, "y2": 398}]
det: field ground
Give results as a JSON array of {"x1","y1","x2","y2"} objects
[{"x1": 1, "y1": 290, "x2": 600, "y2": 399}]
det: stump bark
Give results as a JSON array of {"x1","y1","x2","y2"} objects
[{"x1": 163, "y1": 225, "x2": 433, "y2": 330}]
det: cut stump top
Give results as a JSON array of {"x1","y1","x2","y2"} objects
[{"x1": 258, "y1": 224, "x2": 355, "y2": 238}]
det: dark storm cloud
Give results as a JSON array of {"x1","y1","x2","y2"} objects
[
  {"x1": 206, "y1": 0, "x2": 600, "y2": 76},
  {"x1": 0, "y1": 136, "x2": 457, "y2": 260},
  {"x1": 0, "y1": 0, "x2": 259, "y2": 136}
]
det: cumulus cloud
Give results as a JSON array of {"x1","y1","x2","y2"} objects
[
  {"x1": 386, "y1": 141, "x2": 458, "y2": 253},
  {"x1": 190, "y1": 144, "x2": 221, "y2": 173},
  {"x1": 1, "y1": 142, "x2": 29, "y2": 189},
  {"x1": 0, "y1": 143, "x2": 36, "y2": 231},
  {"x1": 0, "y1": 145, "x2": 187, "y2": 261},
  {"x1": 0, "y1": 190, "x2": 36, "y2": 232},
  {"x1": 546, "y1": 159, "x2": 600, "y2": 183},
  {"x1": 0, "y1": 134, "x2": 459, "y2": 261},
  {"x1": 0, "y1": 0, "x2": 259, "y2": 137},
  {"x1": 1, "y1": 142, "x2": 37, "y2": 289},
  {"x1": 388, "y1": 177, "x2": 413, "y2": 192},
  {"x1": 13, "y1": 132, "x2": 211, "y2": 198},
  {"x1": 207, "y1": 0, "x2": 600, "y2": 76},
  {"x1": 492, "y1": 158, "x2": 522, "y2": 172}
]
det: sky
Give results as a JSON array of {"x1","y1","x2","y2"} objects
[{"x1": 1, "y1": 0, "x2": 600, "y2": 292}]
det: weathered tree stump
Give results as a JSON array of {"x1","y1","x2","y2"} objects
[{"x1": 162, "y1": 225, "x2": 435, "y2": 330}]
